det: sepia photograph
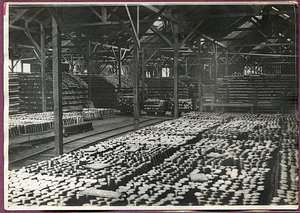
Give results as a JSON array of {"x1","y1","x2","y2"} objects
[{"x1": 3, "y1": 2, "x2": 299, "y2": 210}]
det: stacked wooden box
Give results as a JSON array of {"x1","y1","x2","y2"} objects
[
  {"x1": 216, "y1": 75, "x2": 297, "y2": 112},
  {"x1": 17, "y1": 73, "x2": 88, "y2": 113},
  {"x1": 146, "y1": 78, "x2": 189, "y2": 99},
  {"x1": 8, "y1": 73, "x2": 21, "y2": 115}
]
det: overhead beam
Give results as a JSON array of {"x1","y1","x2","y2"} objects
[
  {"x1": 230, "y1": 42, "x2": 292, "y2": 48},
  {"x1": 10, "y1": 9, "x2": 28, "y2": 24},
  {"x1": 20, "y1": 57, "x2": 38, "y2": 61},
  {"x1": 125, "y1": 5, "x2": 140, "y2": 48},
  {"x1": 122, "y1": 47, "x2": 133, "y2": 61},
  {"x1": 249, "y1": 18, "x2": 275, "y2": 52},
  {"x1": 17, "y1": 44, "x2": 35, "y2": 49},
  {"x1": 90, "y1": 41, "x2": 130, "y2": 52},
  {"x1": 121, "y1": 49, "x2": 127, "y2": 60},
  {"x1": 8, "y1": 57, "x2": 22, "y2": 72},
  {"x1": 145, "y1": 49, "x2": 158, "y2": 64},
  {"x1": 233, "y1": 27, "x2": 257, "y2": 31},
  {"x1": 150, "y1": 26, "x2": 173, "y2": 47},
  {"x1": 107, "y1": 6, "x2": 119, "y2": 20},
  {"x1": 229, "y1": 52, "x2": 296, "y2": 57},
  {"x1": 10, "y1": 24, "x2": 40, "y2": 34},
  {"x1": 219, "y1": 37, "x2": 246, "y2": 41},
  {"x1": 32, "y1": 48, "x2": 41, "y2": 62},
  {"x1": 90, "y1": 7, "x2": 106, "y2": 23},
  {"x1": 142, "y1": 5, "x2": 178, "y2": 23},
  {"x1": 180, "y1": 20, "x2": 204, "y2": 47},
  {"x1": 27, "y1": 8, "x2": 44, "y2": 23},
  {"x1": 202, "y1": 34, "x2": 227, "y2": 48},
  {"x1": 24, "y1": 23, "x2": 41, "y2": 56}
]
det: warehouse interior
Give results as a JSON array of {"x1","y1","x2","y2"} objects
[{"x1": 7, "y1": 4, "x2": 298, "y2": 208}]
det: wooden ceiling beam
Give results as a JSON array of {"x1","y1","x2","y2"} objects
[
  {"x1": 10, "y1": 9, "x2": 29, "y2": 24},
  {"x1": 249, "y1": 18, "x2": 275, "y2": 52},
  {"x1": 90, "y1": 7, "x2": 107, "y2": 23},
  {"x1": 24, "y1": 23, "x2": 41, "y2": 56},
  {"x1": 62, "y1": 19, "x2": 154, "y2": 29},
  {"x1": 229, "y1": 52, "x2": 295, "y2": 57},
  {"x1": 231, "y1": 42, "x2": 292, "y2": 48},
  {"x1": 125, "y1": 5, "x2": 140, "y2": 48},
  {"x1": 145, "y1": 49, "x2": 158, "y2": 64},
  {"x1": 142, "y1": 5, "x2": 178, "y2": 23},
  {"x1": 219, "y1": 37, "x2": 244, "y2": 41},
  {"x1": 17, "y1": 44, "x2": 35, "y2": 49},
  {"x1": 233, "y1": 27, "x2": 257, "y2": 31},
  {"x1": 180, "y1": 20, "x2": 204, "y2": 47},
  {"x1": 150, "y1": 26, "x2": 173, "y2": 47},
  {"x1": 10, "y1": 24, "x2": 39, "y2": 33},
  {"x1": 202, "y1": 34, "x2": 227, "y2": 48},
  {"x1": 26, "y1": 8, "x2": 44, "y2": 23}
]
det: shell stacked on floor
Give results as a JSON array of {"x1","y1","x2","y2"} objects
[
  {"x1": 9, "y1": 109, "x2": 115, "y2": 137},
  {"x1": 7, "y1": 112, "x2": 298, "y2": 207}
]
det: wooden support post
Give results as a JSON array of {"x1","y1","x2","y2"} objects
[
  {"x1": 214, "y1": 44, "x2": 218, "y2": 103},
  {"x1": 87, "y1": 41, "x2": 93, "y2": 102},
  {"x1": 52, "y1": 15, "x2": 63, "y2": 155},
  {"x1": 141, "y1": 48, "x2": 145, "y2": 105},
  {"x1": 133, "y1": 44, "x2": 140, "y2": 124},
  {"x1": 158, "y1": 62, "x2": 162, "y2": 78},
  {"x1": 173, "y1": 46, "x2": 179, "y2": 118},
  {"x1": 209, "y1": 59, "x2": 212, "y2": 80},
  {"x1": 118, "y1": 46, "x2": 122, "y2": 89},
  {"x1": 10, "y1": 58, "x2": 14, "y2": 72},
  {"x1": 185, "y1": 57, "x2": 188, "y2": 75},
  {"x1": 40, "y1": 24, "x2": 47, "y2": 112},
  {"x1": 197, "y1": 42, "x2": 203, "y2": 112},
  {"x1": 225, "y1": 50, "x2": 229, "y2": 76},
  {"x1": 21, "y1": 61, "x2": 24, "y2": 73},
  {"x1": 125, "y1": 4, "x2": 140, "y2": 124},
  {"x1": 173, "y1": 23, "x2": 179, "y2": 118}
]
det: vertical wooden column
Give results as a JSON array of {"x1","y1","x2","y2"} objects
[
  {"x1": 52, "y1": 15, "x2": 63, "y2": 155},
  {"x1": 185, "y1": 57, "x2": 188, "y2": 75},
  {"x1": 10, "y1": 54, "x2": 14, "y2": 72},
  {"x1": 225, "y1": 50, "x2": 229, "y2": 104},
  {"x1": 197, "y1": 44, "x2": 203, "y2": 111},
  {"x1": 225, "y1": 50, "x2": 229, "y2": 76},
  {"x1": 133, "y1": 44, "x2": 140, "y2": 123},
  {"x1": 214, "y1": 44, "x2": 218, "y2": 103},
  {"x1": 173, "y1": 23, "x2": 179, "y2": 118},
  {"x1": 173, "y1": 47, "x2": 179, "y2": 118},
  {"x1": 118, "y1": 46, "x2": 122, "y2": 89},
  {"x1": 141, "y1": 48, "x2": 145, "y2": 105},
  {"x1": 40, "y1": 24, "x2": 47, "y2": 112},
  {"x1": 21, "y1": 62, "x2": 24, "y2": 73},
  {"x1": 87, "y1": 41, "x2": 93, "y2": 102},
  {"x1": 125, "y1": 4, "x2": 140, "y2": 123}
]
